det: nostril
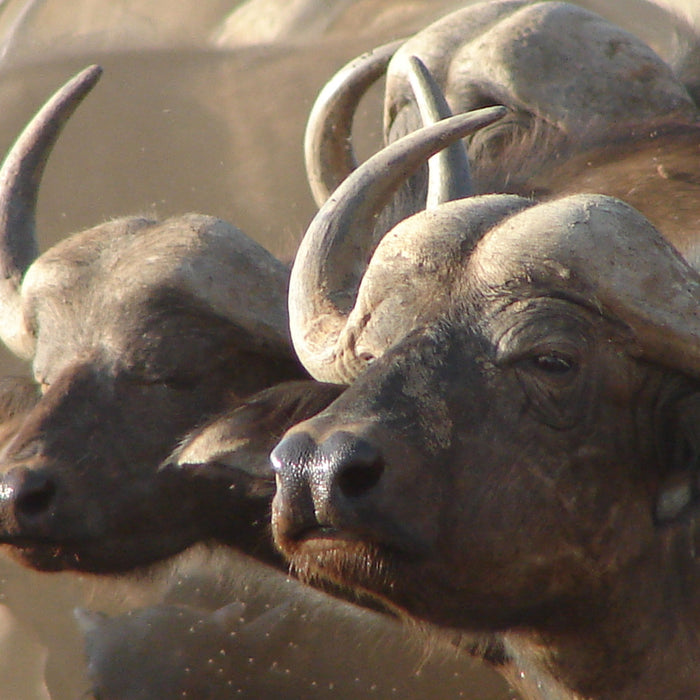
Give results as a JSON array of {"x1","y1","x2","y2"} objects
[
  {"x1": 15, "y1": 473, "x2": 57, "y2": 520},
  {"x1": 337, "y1": 457, "x2": 384, "y2": 498},
  {"x1": 325, "y1": 434, "x2": 385, "y2": 500}
]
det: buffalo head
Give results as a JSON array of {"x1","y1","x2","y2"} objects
[
  {"x1": 304, "y1": 0, "x2": 700, "y2": 259},
  {"x1": 272, "y1": 93, "x2": 700, "y2": 697},
  {"x1": 0, "y1": 66, "x2": 318, "y2": 573}
]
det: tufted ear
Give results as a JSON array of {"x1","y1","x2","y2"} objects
[{"x1": 164, "y1": 380, "x2": 344, "y2": 481}]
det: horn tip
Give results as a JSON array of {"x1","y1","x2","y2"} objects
[{"x1": 79, "y1": 64, "x2": 104, "y2": 87}]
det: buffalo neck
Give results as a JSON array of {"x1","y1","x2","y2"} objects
[{"x1": 498, "y1": 528, "x2": 700, "y2": 700}]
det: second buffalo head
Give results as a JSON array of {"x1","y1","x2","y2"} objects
[{"x1": 0, "y1": 67, "x2": 311, "y2": 573}]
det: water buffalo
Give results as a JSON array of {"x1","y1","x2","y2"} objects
[
  {"x1": 270, "y1": 28, "x2": 700, "y2": 700},
  {"x1": 304, "y1": 0, "x2": 700, "y2": 258},
  {"x1": 0, "y1": 65, "x2": 353, "y2": 574}
]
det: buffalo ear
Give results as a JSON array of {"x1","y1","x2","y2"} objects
[
  {"x1": 163, "y1": 380, "x2": 345, "y2": 482},
  {"x1": 655, "y1": 392, "x2": 700, "y2": 524}
]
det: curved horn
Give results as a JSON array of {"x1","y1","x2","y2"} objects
[
  {"x1": 406, "y1": 55, "x2": 473, "y2": 207},
  {"x1": 0, "y1": 64, "x2": 102, "y2": 358},
  {"x1": 561, "y1": 198, "x2": 700, "y2": 380},
  {"x1": 474, "y1": 194, "x2": 700, "y2": 380},
  {"x1": 304, "y1": 40, "x2": 403, "y2": 208},
  {"x1": 291, "y1": 106, "x2": 507, "y2": 382}
]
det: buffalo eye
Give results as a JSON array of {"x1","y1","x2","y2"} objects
[
  {"x1": 493, "y1": 301, "x2": 594, "y2": 428},
  {"x1": 529, "y1": 352, "x2": 576, "y2": 376},
  {"x1": 513, "y1": 349, "x2": 586, "y2": 429}
]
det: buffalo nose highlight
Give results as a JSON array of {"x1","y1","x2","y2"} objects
[
  {"x1": 271, "y1": 430, "x2": 385, "y2": 538},
  {"x1": 2, "y1": 468, "x2": 57, "y2": 524},
  {"x1": 271, "y1": 430, "x2": 385, "y2": 502}
]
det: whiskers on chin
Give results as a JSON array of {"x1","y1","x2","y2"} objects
[{"x1": 289, "y1": 539, "x2": 396, "y2": 596}]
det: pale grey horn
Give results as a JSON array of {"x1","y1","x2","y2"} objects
[
  {"x1": 290, "y1": 106, "x2": 507, "y2": 382},
  {"x1": 475, "y1": 194, "x2": 700, "y2": 380},
  {"x1": 407, "y1": 55, "x2": 473, "y2": 207},
  {"x1": 304, "y1": 40, "x2": 403, "y2": 208},
  {"x1": 0, "y1": 64, "x2": 102, "y2": 358}
]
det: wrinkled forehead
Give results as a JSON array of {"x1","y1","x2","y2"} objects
[{"x1": 340, "y1": 195, "x2": 531, "y2": 366}]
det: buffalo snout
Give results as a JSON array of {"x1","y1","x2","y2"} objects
[
  {"x1": 0, "y1": 466, "x2": 58, "y2": 536},
  {"x1": 271, "y1": 430, "x2": 385, "y2": 543}
]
